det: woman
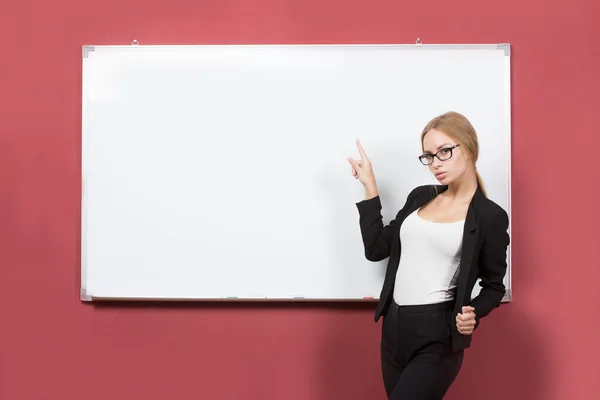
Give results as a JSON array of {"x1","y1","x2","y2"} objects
[{"x1": 348, "y1": 111, "x2": 510, "y2": 399}]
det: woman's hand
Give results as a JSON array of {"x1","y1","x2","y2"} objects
[
  {"x1": 348, "y1": 139, "x2": 377, "y2": 192},
  {"x1": 456, "y1": 306, "x2": 476, "y2": 335}
]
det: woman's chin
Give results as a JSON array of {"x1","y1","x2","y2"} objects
[{"x1": 436, "y1": 175, "x2": 454, "y2": 185}]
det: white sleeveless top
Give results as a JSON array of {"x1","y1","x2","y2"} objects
[{"x1": 393, "y1": 208, "x2": 464, "y2": 305}]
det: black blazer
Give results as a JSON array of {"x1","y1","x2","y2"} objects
[{"x1": 355, "y1": 184, "x2": 510, "y2": 353}]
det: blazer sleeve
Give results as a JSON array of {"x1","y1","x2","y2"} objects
[
  {"x1": 469, "y1": 208, "x2": 510, "y2": 328},
  {"x1": 355, "y1": 187, "x2": 421, "y2": 262}
]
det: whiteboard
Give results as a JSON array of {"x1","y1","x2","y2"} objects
[{"x1": 81, "y1": 44, "x2": 511, "y2": 302}]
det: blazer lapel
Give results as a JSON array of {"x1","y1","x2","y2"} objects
[
  {"x1": 456, "y1": 188, "x2": 481, "y2": 303},
  {"x1": 410, "y1": 185, "x2": 446, "y2": 216}
]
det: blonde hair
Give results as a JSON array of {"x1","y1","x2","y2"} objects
[{"x1": 420, "y1": 111, "x2": 486, "y2": 196}]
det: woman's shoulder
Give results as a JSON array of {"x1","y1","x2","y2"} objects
[
  {"x1": 407, "y1": 184, "x2": 440, "y2": 199},
  {"x1": 477, "y1": 193, "x2": 509, "y2": 227}
]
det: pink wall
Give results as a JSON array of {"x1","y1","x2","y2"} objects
[{"x1": 1, "y1": 0, "x2": 599, "y2": 399}]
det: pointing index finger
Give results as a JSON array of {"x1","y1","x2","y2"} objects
[{"x1": 356, "y1": 139, "x2": 369, "y2": 161}]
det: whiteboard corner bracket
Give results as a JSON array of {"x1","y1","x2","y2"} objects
[
  {"x1": 498, "y1": 43, "x2": 510, "y2": 56},
  {"x1": 81, "y1": 288, "x2": 92, "y2": 302},
  {"x1": 82, "y1": 46, "x2": 95, "y2": 58}
]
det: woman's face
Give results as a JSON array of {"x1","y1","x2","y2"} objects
[{"x1": 420, "y1": 129, "x2": 469, "y2": 185}]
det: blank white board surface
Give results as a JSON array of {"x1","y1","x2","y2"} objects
[{"x1": 81, "y1": 44, "x2": 512, "y2": 302}]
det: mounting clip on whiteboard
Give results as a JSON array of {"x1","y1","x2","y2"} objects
[
  {"x1": 131, "y1": 39, "x2": 139, "y2": 47},
  {"x1": 415, "y1": 38, "x2": 423, "y2": 45}
]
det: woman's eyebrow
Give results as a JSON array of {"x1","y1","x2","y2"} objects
[{"x1": 424, "y1": 143, "x2": 453, "y2": 153}]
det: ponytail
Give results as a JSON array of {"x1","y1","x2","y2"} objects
[{"x1": 475, "y1": 170, "x2": 487, "y2": 197}]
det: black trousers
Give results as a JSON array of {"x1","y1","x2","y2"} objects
[{"x1": 380, "y1": 300, "x2": 464, "y2": 400}]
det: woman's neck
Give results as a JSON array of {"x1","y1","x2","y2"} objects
[{"x1": 444, "y1": 173, "x2": 478, "y2": 202}]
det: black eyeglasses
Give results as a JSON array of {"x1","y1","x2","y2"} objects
[{"x1": 418, "y1": 144, "x2": 460, "y2": 165}]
